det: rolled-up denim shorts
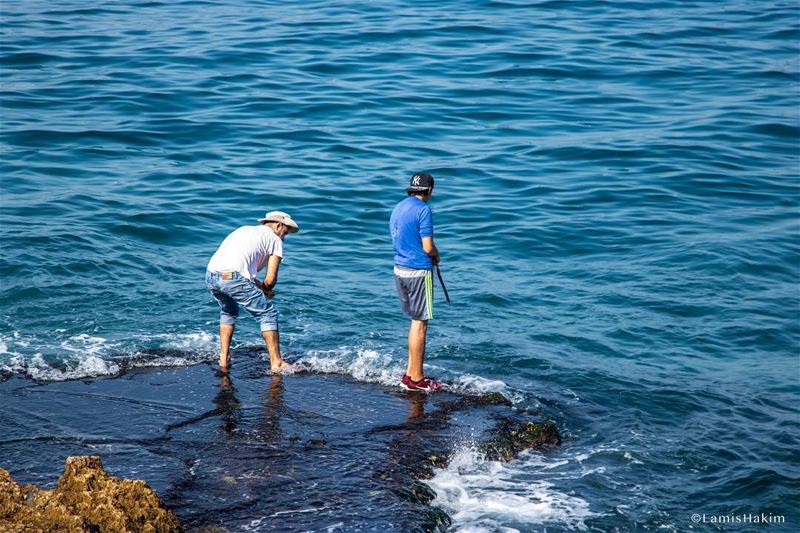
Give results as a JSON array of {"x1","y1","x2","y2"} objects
[{"x1": 206, "y1": 270, "x2": 278, "y2": 332}]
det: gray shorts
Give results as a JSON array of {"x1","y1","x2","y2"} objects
[{"x1": 394, "y1": 266, "x2": 434, "y2": 321}]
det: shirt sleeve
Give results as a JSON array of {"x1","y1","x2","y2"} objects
[
  {"x1": 418, "y1": 205, "x2": 433, "y2": 238},
  {"x1": 269, "y1": 235, "x2": 284, "y2": 259}
]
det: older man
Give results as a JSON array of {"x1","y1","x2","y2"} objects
[
  {"x1": 206, "y1": 211, "x2": 299, "y2": 374},
  {"x1": 390, "y1": 172, "x2": 443, "y2": 392}
]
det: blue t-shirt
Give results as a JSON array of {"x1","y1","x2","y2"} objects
[{"x1": 390, "y1": 196, "x2": 434, "y2": 269}]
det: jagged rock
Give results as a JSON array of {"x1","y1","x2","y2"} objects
[
  {"x1": 407, "y1": 480, "x2": 438, "y2": 505},
  {"x1": 0, "y1": 455, "x2": 182, "y2": 533},
  {"x1": 481, "y1": 418, "x2": 562, "y2": 461}
]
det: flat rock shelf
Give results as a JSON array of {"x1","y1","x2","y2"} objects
[{"x1": 1, "y1": 350, "x2": 560, "y2": 532}]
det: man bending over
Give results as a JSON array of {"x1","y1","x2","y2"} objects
[{"x1": 206, "y1": 211, "x2": 299, "y2": 374}]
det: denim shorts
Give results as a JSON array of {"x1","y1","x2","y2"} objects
[{"x1": 206, "y1": 270, "x2": 278, "y2": 332}]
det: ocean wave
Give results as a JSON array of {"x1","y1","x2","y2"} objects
[
  {"x1": 294, "y1": 347, "x2": 521, "y2": 401},
  {"x1": 0, "y1": 333, "x2": 522, "y2": 403},
  {"x1": 425, "y1": 446, "x2": 595, "y2": 532},
  {"x1": 0, "y1": 331, "x2": 218, "y2": 382}
]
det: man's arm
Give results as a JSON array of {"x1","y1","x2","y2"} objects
[
  {"x1": 261, "y1": 255, "x2": 282, "y2": 297},
  {"x1": 422, "y1": 237, "x2": 440, "y2": 265}
]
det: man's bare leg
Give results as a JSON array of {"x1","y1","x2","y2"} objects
[
  {"x1": 407, "y1": 319, "x2": 428, "y2": 381},
  {"x1": 219, "y1": 323, "x2": 234, "y2": 372},
  {"x1": 261, "y1": 330, "x2": 295, "y2": 373}
]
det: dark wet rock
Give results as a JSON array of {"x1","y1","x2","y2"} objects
[
  {"x1": 437, "y1": 390, "x2": 513, "y2": 410},
  {"x1": 407, "y1": 480, "x2": 438, "y2": 505},
  {"x1": 481, "y1": 417, "x2": 562, "y2": 461},
  {"x1": 1, "y1": 351, "x2": 561, "y2": 532},
  {"x1": 0, "y1": 455, "x2": 181, "y2": 533}
]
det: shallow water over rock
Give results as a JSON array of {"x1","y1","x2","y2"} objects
[{"x1": 1, "y1": 353, "x2": 558, "y2": 532}]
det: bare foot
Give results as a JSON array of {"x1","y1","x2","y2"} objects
[
  {"x1": 270, "y1": 360, "x2": 297, "y2": 374},
  {"x1": 219, "y1": 353, "x2": 230, "y2": 373}
]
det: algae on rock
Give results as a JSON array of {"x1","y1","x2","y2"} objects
[{"x1": 0, "y1": 455, "x2": 182, "y2": 533}]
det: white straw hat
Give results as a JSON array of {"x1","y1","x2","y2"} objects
[{"x1": 257, "y1": 211, "x2": 299, "y2": 233}]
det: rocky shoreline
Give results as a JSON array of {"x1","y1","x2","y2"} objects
[{"x1": 1, "y1": 356, "x2": 560, "y2": 532}]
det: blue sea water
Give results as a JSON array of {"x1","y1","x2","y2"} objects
[{"x1": 1, "y1": 0, "x2": 798, "y2": 531}]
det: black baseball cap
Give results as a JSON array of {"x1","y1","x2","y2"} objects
[{"x1": 406, "y1": 171, "x2": 435, "y2": 193}]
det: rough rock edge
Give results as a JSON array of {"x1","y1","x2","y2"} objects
[{"x1": 0, "y1": 455, "x2": 182, "y2": 533}]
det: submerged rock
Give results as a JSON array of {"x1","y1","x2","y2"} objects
[{"x1": 0, "y1": 455, "x2": 182, "y2": 533}]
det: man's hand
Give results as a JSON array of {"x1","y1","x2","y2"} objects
[
  {"x1": 255, "y1": 279, "x2": 275, "y2": 299},
  {"x1": 422, "y1": 236, "x2": 440, "y2": 266}
]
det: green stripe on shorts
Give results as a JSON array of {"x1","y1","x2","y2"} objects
[{"x1": 425, "y1": 271, "x2": 434, "y2": 319}]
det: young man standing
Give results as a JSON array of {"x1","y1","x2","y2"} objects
[
  {"x1": 206, "y1": 211, "x2": 299, "y2": 374},
  {"x1": 390, "y1": 172, "x2": 443, "y2": 392}
]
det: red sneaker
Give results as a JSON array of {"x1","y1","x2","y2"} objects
[{"x1": 400, "y1": 374, "x2": 443, "y2": 392}]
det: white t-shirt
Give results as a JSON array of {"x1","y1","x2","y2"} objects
[{"x1": 207, "y1": 225, "x2": 284, "y2": 281}]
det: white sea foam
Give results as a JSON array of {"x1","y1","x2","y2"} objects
[
  {"x1": 624, "y1": 451, "x2": 644, "y2": 465},
  {"x1": 0, "y1": 330, "x2": 217, "y2": 382},
  {"x1": 0, "y1": 332, "x2": 24, "y2": 355},
  {"x1": 445, "y1": 372, "x2": 525, "y2": 404},
  {"x1": 425, "y1": 446, "x2": 594, "y2": 532},
  {"x1": 297, "y1": 347, "x2": 405, "y2": 387},
  {"x1": 295, "y1": 346, "x2": 520, "y2": 401},
  {"x1": 2, "y1": 332, "x2": 521, "y2": 405},
  {"x1": 21, "y1": 353, "x2": 121, "y2": 382},
  {"x1": 140, "y1": 331, "x2": 217, "y2": 351},
  {"x1": 59, "y1": 334, "x2": 120, "y2": 357}
]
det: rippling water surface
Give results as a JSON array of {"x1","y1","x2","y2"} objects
[{"x1": 1, "y1": 0, "x2": 798, "y2": 531}]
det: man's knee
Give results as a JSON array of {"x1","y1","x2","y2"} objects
[{"x1": 410, "y1": 319, "x2": 428, "y2": 332}]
